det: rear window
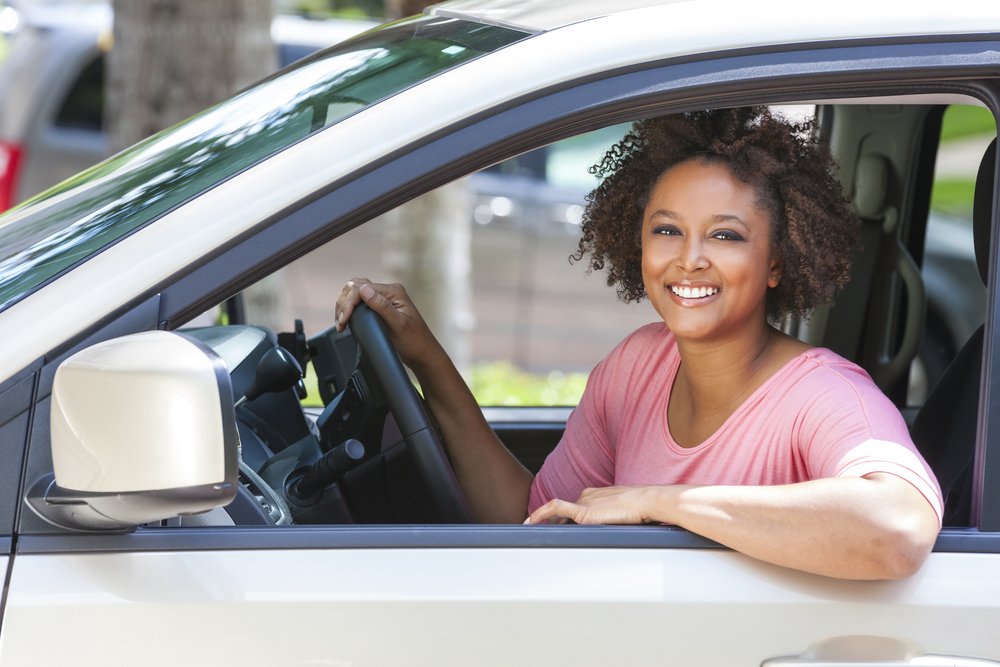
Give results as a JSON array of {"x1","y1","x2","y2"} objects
[{"x1": 0, "y1": 15, "x2": 528, "y2": 313}]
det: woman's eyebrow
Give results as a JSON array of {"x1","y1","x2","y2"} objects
[
  {"x1": 649, "y1": 210, "x2": 680, "y2": 221},
  {"x1": 712, "y1": 214, "x2": 750, "y2": 229},
  {"x1": 649, "y1": 210, "x2": 751, "y2": 228}
]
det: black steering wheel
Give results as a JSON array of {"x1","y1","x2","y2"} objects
[{"x1": 348, "y1": 303, "x2": 474, "y2": 524}]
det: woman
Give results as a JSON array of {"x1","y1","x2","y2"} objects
[{"x1": 335, "y1": 107, "x2": 942, "y2": 580}]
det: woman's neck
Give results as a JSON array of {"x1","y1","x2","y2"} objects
[
  {"x1": 668, "y1": 321, "x2": 809, "y2": 448},
  {"x1": 675, "y1": 322, "x2": 774, "y2": 402}
]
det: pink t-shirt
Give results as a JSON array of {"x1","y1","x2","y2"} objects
[{"x1": 528, "y1": 323, "x2": 944, "y2": 525}]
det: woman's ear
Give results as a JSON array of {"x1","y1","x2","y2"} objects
[{"x1": 768, "y1": 256, "x2": 783, "y2": 289}]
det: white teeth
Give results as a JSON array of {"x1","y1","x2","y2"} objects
[{"x1": 671, "y1": 286, "x2": 719, "y2": 298}]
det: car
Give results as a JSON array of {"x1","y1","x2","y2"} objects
[{"x1": 0, "y1": 1, "x2": 999, "y2": 665}]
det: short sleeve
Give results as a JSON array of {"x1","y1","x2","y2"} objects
[
  {"x1": 527, "y1": 348, "x2": 620, "y2": 513},
  {"x1": 798, "y1": 360, "x2": 944, "y2": 526}
]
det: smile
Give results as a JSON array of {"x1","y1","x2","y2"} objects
[{"x1": 670, "y1": 285, "x2": 720, "y2": 299}]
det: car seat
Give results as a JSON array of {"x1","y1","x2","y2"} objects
[{"x1": 911, "y1": 137, "x2": 996, "y2": 526}]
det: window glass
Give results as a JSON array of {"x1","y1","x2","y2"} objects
[{"x1": 0, "y1": 16, "x2": 528, "y2": 313}]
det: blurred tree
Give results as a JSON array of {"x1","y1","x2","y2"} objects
[
  {"x1": 106, "y1": 0, "x2": 275, "y2": 153},
  {"x1": 379, "y1": 0, "x2": 475, "y2": 377},
  {"x1": 384, "y1": 0, "x2": 431, "y2": 19},
  {"x1": 106, "y1": 0, "x2": 286, "y2": 330}
]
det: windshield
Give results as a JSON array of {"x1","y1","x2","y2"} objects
[{"x1": 0, "y1": 15, "x2": 528, "y2": 313}]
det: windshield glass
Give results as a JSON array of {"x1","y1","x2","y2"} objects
[{"x1": 0, "y1": 16, "x2": 528, "y2": 313}]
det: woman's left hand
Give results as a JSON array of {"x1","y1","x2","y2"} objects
[{"x1": 525, "y1": 486, "x2": 674, "y2": 525}]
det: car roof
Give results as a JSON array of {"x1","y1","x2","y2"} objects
[{"x1": 432, "y1": 0, "x2": 1000, "y2": 39}]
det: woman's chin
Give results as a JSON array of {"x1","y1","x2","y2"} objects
[{"x1": 661, "y1": 316, "x2": 720, "y2": 341}]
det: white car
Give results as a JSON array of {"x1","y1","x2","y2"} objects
[{"x1": 0, "y1": 1, "x2": 999, "y2": 665}]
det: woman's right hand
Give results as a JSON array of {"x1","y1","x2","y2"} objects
[{"x1": 334, "y1": 278, "x2": 440, "y2": 372}]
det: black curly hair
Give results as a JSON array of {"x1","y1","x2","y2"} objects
[{"x1": 572, "y1": 107, "x2": 859, "y2": 323}]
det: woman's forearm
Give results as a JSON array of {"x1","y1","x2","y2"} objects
[
  {"x1": 649, "y1": 473, "x2": 939, "y2": 579},
  {"x1": 528, "y1": 472, "x2": 939, "y2": 579},
  {"x1": 410, "y1": 343, "x2": 534, "y2": 524}
]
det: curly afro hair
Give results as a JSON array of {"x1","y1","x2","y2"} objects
[{"x1": 572, "y1": 107, "x2": 859, "y2": 323}]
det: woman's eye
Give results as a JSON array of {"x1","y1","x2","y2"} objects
[
  {"x1": 653, "y1": 225, "x2": 681, "y2": 236},
  {"x1": 712, "y1": 230, "x2": 745, "y2": 242}
]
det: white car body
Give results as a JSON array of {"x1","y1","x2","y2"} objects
[{"x1": 0, "y1": 1, "x2": 998, "y2": 665}]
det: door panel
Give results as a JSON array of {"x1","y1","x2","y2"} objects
[{"x1": 1, "y1": 549, "x2": 997, "y2": 666}]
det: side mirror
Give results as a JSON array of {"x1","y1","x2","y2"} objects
[{"x1": 27, "y1": 331, "x2": 239, "y2": 532}]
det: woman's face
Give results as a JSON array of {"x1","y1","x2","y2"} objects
[{"x1": 641, "y1": 158, "x2": 780, "y2": 342}]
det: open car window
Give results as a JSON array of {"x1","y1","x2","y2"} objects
[{"x1": 170, "y1": 101, "x2": 994, "y2": 527}]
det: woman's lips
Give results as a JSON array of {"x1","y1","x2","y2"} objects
[{"x1": 667, "y1": 284, "x2": 721, "y2": 306}]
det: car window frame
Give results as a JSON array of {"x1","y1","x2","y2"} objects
[{"x1": 12, "y1": 35, "x2": 1000, "y2": 554}]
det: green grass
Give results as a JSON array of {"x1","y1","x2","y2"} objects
[
  {"x1": 300, "y1": 359, "x2": 588, "y2": 408},
  {"x1": 301, "y1": 361, "x2": 324, "y2": 407},
  {"x1": 930, "y1": 178, "x2": 978, "y2": 218},
  {"x1": 469, "y1": 361, "x2": 588, "y2": 406},
  {"x1": 940, "y1": 106, "x2": 996, "y2": 143}
]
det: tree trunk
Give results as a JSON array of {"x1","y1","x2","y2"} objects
[
  {"x1": 106, "y1": 0, "x2": 275, "y2": 154},
  {"x1": 384, "y1": 0, "x2": 430, "y2": 20},
  {"x1": 382, "y1": 181, "x2": 475, "y2": 376},
  {"x1": 107, "y1": 0, "x2": 284, "y2": 330}
]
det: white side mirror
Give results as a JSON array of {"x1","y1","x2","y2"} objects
[{"x1": 27, "y1": 331, "x2": 239, "y2": 531}]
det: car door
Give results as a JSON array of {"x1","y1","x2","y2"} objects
[{"x1": 2, "y1": 26, "x2": 1000, "y2": 667}]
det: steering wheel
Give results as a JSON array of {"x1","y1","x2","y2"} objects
[{"x1": 348, "y1": 303, "x2": 475, "y2": 524}]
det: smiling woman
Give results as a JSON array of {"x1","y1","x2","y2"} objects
[
  {"x1": 524, "y1": 108, "x2": 942, "y2": 578},
  {"x1": 575, "y1": 108, "x2": 857, "y2": 322}
]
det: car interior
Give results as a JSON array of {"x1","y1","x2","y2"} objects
[{"x1": 157, "y1": 98, "x2": 997, "y2": 530}]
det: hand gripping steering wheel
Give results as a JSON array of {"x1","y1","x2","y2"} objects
[{"x1": 349, "y1": 303, "x2": 475, "y2": 524}]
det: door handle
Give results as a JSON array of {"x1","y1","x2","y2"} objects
[{"x1": 763, "y1": 635, "x2": 1000, "y2": 666}]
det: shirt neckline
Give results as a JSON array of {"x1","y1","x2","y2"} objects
[{"x1": 660, "y1": 337, "x2": 823, "y2": 455}]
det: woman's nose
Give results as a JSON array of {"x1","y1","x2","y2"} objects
[{"x1": 676, "y1": 237, "x2": 710, "y2": 273}]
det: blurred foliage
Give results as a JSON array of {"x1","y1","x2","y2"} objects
[
  {"x1": 302, "y1": 361, "x2": 323, "y2": 406},
  {"x1": 300, "y1": 359, "x2": 589, "y2": 408},
  {"x1": 939, "y1": 105, "x2": 996, "y2": 143},
  {"x1": 930, "y1": 106, "x2": 996, "y2": 218},
  {"x1": 292, "y1": 0, "x2": 385, "y2": 18},
  {"x1": 470, "y1": 361, "x2": 588, "y2": 406},
  {"x1": 930, "y1": 179, "x2": 977, "y2": 218}
]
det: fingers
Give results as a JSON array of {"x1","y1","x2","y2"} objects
[
  {"x1": 336, "y1": 278, "x2": 420, "y2": 334},
  {"x1": 524, "y1": 487, "x2": 657, "y2": 525},
  {"x1": 335, "y1": 277, "x2": 369, "y2": 333},
  {"x1": 524, "y1": 499, "x2": 581, "y2": 525},
  {"x1": 358, "y1": 282, "x2": 396, "y2": 320}
]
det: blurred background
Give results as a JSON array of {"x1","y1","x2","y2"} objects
[{"x1": 0, "y1": 0, "x2": 994, "y2": 408}]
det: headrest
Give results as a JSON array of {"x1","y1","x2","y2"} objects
[{"x1": 974, "y1": 137, "x2": 997, "y2": 286}]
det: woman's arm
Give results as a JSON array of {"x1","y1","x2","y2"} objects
[
  {"x1": 526, "y1": 473, "x2": 940, "y2": 579},
  {"x1": 336, "y1": 279, "x2": 533, "y2": 524}
]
